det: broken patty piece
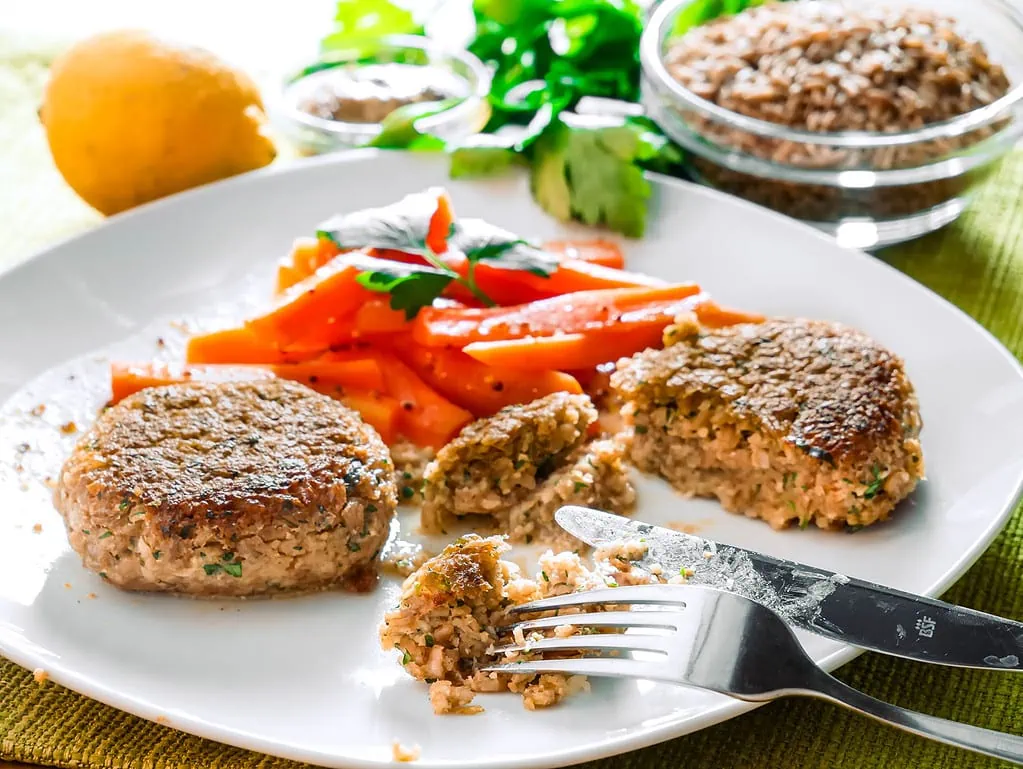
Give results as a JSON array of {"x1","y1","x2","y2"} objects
[
  {"x1": 501, "y1": 438, "x2": 636, "y2": 549},
  {"x1": 379, "y1": 534, "x2": 602, "y2": 714},
  {"x1": 420, "y1": 393, "x2": 635, "y2": 545},
  {"x1": 611, "y1": 319, "x2": 924, "y2": 530}
]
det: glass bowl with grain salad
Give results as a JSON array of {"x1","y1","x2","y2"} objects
[
  {"x1": 274, "y1": 35, "x2": 491, "y2": 155},
  {"x1": 639, "y1": 0, "x2": 1023, "y2": 248}
]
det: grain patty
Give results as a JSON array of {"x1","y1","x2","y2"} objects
[
  {"x1": 612, "y1": 318, "x2": 924, "y2": 529},
  {"x1": 55, "y1": 379, "x2": 397, "y2": 596},
  {"x1": 421, "y1": 393, "x2": 635, "y2": 547}
]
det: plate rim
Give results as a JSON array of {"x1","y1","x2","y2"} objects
[{"x1": 2, "y1": 149, "x2": 1022, "y2": 769}]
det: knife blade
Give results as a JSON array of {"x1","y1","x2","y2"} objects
[{"x1": 556, "y1": 506, "x2": 1023, "y2": 671}]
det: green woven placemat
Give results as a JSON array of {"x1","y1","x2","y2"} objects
[{"x1": 1, "y1": 36, "x2": 1021, "y2": 769}]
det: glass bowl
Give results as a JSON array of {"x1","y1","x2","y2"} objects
[
  {"x1": 639, "y1": 0, "x2": 1023, "y2": 248},
  {"x1": 272, "y1": 35, "x2": 491, "y2": 155}
]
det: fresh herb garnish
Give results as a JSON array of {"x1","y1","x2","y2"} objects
[
  {"x1": 346, "y1": 200, "x2": 557, "y2": 317},
  {"x1": 541, "y1": 570, "x2": 550, "y2": 582},
  {"x1": 321, "y1": 0, "x2": 421, "y2": 52},
  {"x1": 204, "y1": 560, "x2": 243, "y2": 577},
  {"x1": 319, "y1": 0, "x2": 683, "y2": 236},
  {"x1": 98, "y1": 530, "x2": 113, "y2": 539},
  {"x1": 864, "y1": 464, "x2": 885, "y2": 499},
  {"x1": 401, "y1": 649, "x2": 412, "y2": 665}
]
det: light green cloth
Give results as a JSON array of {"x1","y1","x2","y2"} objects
[{"x1": 1, "y1": 36, "x2": 1021, "y2": 769}]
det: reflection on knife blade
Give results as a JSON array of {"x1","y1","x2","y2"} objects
[{"x1": 557, "y1": 506, "x2": 1023, "y2": 671}]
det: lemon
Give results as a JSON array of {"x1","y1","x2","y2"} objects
[{"x1": 40, "y1": 30, "x2": 276, "y2": 215}]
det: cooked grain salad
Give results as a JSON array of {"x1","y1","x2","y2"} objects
[{"x1": 665, "y1": 0, "x2": 1011, "y2": 169}]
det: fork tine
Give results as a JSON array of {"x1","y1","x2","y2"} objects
[
  {"x1": 501, "y1": 610, "x2": 690, "y2": 634},
  {"x1": 508, "y1": 585, "x2": 687, "y2": 614},
  {"x1": 480, "y1": 658, "x2": 669, "y2": 681},
  {"x1": 491, "y1": 633, "x2": 671, "y2": 656}
]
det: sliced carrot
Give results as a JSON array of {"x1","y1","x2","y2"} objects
[
  {"x1": 186, "y1": 326, "x2": 323, "y2": 365},
  {"x1": 426, "y1": 191, "x2": 455, "y2": 254},
  {"x1": 246, "y1": 260, "x2": 369, "y2": 348},
  {"x1": 395, "y1": 341, "x2": 582, "y2": 417},
  {"x1": 110, "y1": 362, "x2": 273, "y2": 403},
  {"x1": 374, "y1": 353, "x2": 472, "y2": 449},
  {"x1": 275, "y1": 261, "x2": 304, "y2": 293},
  {"x1": 542, "y1": 240, "x2": 625, "y2": 269},
  {"x1": 271, "y1": 359, "x2": 384, "y2": 393},
  {"x1": 355, "y1": 299, "x2": 412, "y2": 336},
  {"x1": 491, "y1": 259, "x2": 664, "y2": 301},
  {"x1": 413, "y1": 284, "x2": 702, "y2": 347},
  {"x1": 339, "y1": 391, "x2": 401, "y2": 444},
  {"x1": 462, "y1": 326, "x2": 666, "y2": 370},
  {"x1": 694, "y1": 300, "x2": 766, "y2": 328}
]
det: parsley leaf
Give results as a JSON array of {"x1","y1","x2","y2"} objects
[
  {"x1": 532, "y1": 116, "x2": 663, "y2": 238},
  {"x1": 321, "y1": 0, "x2": 421, "y2": 53},
  {"x1": 356, "y1": 268, "x2": 454, "y2": 319},
  {"x1": 370, "y1": 99, "x2": 458, "y2": 150},
  {"x1": 316, "y1": 189, "x2": 439, "y2": 254},
  {"x1": 449, "y1": 219, "x2": 558, "y2": 277}
]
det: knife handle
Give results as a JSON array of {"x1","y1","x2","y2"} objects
[{"x1": 808, "y1": 671, "x2": 1023, "y2": 765}]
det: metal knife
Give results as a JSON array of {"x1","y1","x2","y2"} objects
[{"x1": 556, "y1": 505, "x2": 1023, "y2": 671}]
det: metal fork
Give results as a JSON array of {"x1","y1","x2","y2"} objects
[{"x1": 483, "y1": 584, "x2": 1023, "y2": 765}]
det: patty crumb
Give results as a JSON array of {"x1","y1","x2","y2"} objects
[
  {"x1": 32, "y1": 523, "x2": 42, "y2": 533},
  {"x1": 86, "y1": 593, "x2": 97, "y2": 600},
  {"x1": 33, "y1": 668, "x2": 48, "y2": 685},
  {"x1": 392, "y1": 742, "x2": 421, "y2": 762},
  {"x1": 60, "y1": 421, "x2": 78, "y2": 434}
]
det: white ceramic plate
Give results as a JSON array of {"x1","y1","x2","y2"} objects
[{"x1": 1, "y1": 151, "x2": 1021, "y2": 769}]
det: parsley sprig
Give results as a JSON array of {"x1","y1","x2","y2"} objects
[{"x1": 318, "y1": 191, "x2": 558, "y2": 318}]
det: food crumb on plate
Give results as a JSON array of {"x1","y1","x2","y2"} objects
[
  {"x1": 392, "y1": 741, "x2": 421, "y2": 762},
  {"x1": 86, "y1": 593, "x2": 97, "y2": 600},
  {"x1": 30, "y1": 403, "x2": 46, "y2": 417},
  {"x1": 667, "y1": 521, "x2": 701, "y2": 534},
  {"x1": 63, "y1": 583, "x2": 72, "y2": 589},
  {"x1": 32, "y1": 523, "x2": 42, "y2": 533},
  {"x1": 32, "y1": 668, "x2": 48, "y2": 685},
  {"x1": 60, "y1": 421, "x2": 78, "y2": 434}
]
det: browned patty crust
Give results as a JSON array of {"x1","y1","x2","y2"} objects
[
  {"x1": 55, "y1": 380, "x2": 397, "y2": 596},
  {"x1": 612, "y1": 319, "x2": 924, "y2": 529}
]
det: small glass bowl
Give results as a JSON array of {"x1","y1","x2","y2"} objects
[
  {"x1": 273, "y1": 35, "x2": 492, "y2": 155},
  {"x1": 639, "y1": 0, "x2": 1023, "y2": 248}
]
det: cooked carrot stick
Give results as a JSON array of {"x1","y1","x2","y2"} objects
[
  {"x1": 694, "y1": 300, "x2": 766, "y2": 328},
  {"x1": 462, "y1": 327, "x2": 666, "y2": 370},
  {"x1": 246, "y1": 260, "x2": 368, "y2": 348},
  {"x1": 339, "y1": 392, "x2": 401, "y2": 444},
  {"x1": 275, "y1": 261, "x2": 305, "y2": 293},
  {"x1": 355, "y1": 300, "x2": 412, "y2": 336},
  {"x1": 426, "y1": 191, "x2": 455, "y2": 254},
  {"x1": 489, "y1": 259, "x2": 664, "y2": 301},
  {"x1": 271, "y1": 359, "x2": 384, "y2": 393},
  {"x1": 110, "y1": 362, "x2": 273, "y2": 403},
  {"x1": 111, "y1": 360, "x2": 384, "y2": 403},
  {"x1": 395, "y1": 341, "x2": 582, "y2": 417},
  {"x1": 373, "y1": 353, "x2": 473, "y2": 449},
  {"x1": 186, "y1": 326, "x2": 324, "y2": 365},
  {"x1": 542, "y1": 240, "x2": 625, "y2": 269},
  {"x1": 413, "y1": 284, "x2": 702, "y2": 347}
]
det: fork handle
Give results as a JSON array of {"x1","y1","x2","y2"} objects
[{"x1": 806, "y1": 672, "x2": 1023, "y2": 765}]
